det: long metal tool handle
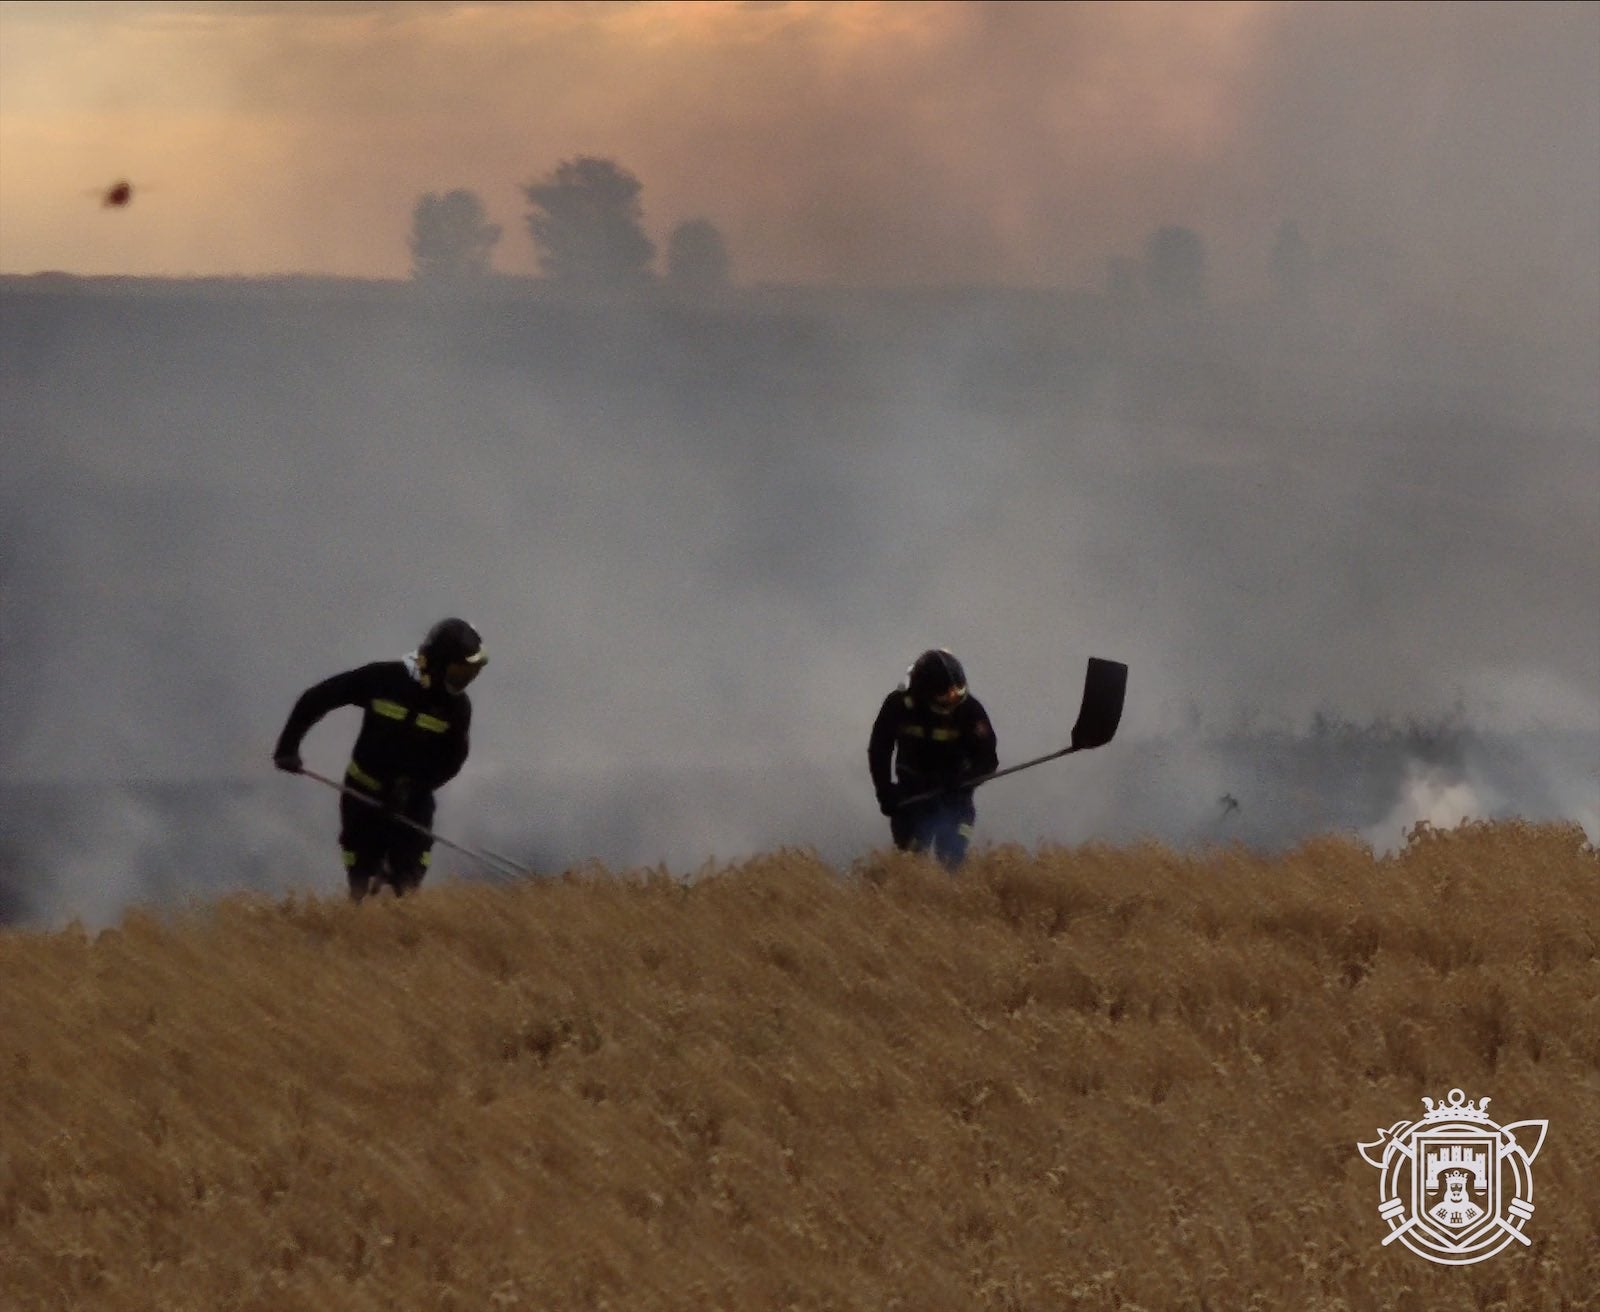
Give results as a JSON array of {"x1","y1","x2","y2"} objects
[
  {"x1": 893, "y1": 656, "x2": 1127, "y2": 811},
  {"x1": 896, "y1": 746, "x2": 1080, "y2": 808},
  {"x1": 298, "y1": 767, "x2": 532, "y2": 880}
]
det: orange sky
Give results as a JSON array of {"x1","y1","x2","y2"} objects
[{"x1": 0, "y1": 0, "x2": 1595, "y2": 305}]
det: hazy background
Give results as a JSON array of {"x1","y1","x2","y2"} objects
[{"x1": 0, "y1": 1, "x2": 1596, "y2": 925}]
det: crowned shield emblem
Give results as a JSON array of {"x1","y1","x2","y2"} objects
[{"x1": 1358, "y1": 1088, "x2": 1547, "y2": 1265}]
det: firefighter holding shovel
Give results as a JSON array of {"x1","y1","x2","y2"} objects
[
  {"x1": 869, "y1": 649, "x2": 998, "y2": 870},
  {"x1": 870, "y1": 651, "x2": 1128, "y2": 871}
]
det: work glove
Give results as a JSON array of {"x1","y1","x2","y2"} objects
[
  {"x1": 383, "y1": 776, "x2": 416, "y2": 815},
  {"x1": 273, "y1": 750, "x2": 303, "y2": 774},
  {"x1": 875, "y1": 783, "x2": 901, "y2": 817}
]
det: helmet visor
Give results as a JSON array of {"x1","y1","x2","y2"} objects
[{"x1": 444, "y1": 650, "x2": 487, "y2": 692}]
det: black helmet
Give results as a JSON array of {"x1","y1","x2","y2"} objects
[
  {"x1": 907, "y1": 648, "x2": 968, "y2": 710},
  {"x1": 420, "y1": 617, "x2": 487, "y2": 693}
]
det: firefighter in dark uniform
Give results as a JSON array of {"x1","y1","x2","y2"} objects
[
  {"x1": 272, "y1": 618, "x2": 487, "y2": 900},
  {"x1": 868, "y1": 649, "x2": 998, "y2": 870}
]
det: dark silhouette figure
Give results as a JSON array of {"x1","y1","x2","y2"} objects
[
  {"x1": 869, "y1": 650, "x2": 999, "y2": 871},
  {"x1": 273, "y1": 619, "x2": 487, "y2": 901}
]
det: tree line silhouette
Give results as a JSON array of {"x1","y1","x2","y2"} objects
[
  {"x1": 410, "y1": 155, "x2": 1326, "y2": 309},
  {"x1": 409, "y1": 157, "x2": 728, "y2": 294}
]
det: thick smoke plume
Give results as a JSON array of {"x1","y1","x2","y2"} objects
[{"x1": 1, "y1": 271, "x2": 1594, "y2": 926}]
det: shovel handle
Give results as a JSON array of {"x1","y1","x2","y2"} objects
[{"x1": 894, "y1": 745, "x2": 1080, "y2": 810}]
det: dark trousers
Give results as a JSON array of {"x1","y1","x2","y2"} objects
[
  {"x1": 339, "y1": 787, "x2": 435, "y2": 899},
  {"x1": 890, "y1": 789, "x2": 976, "y2": 871}
]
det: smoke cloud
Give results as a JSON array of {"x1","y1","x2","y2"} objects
[
  {"x1": 2, "y1": 271, "x2": 1594, "y2": 926},
  {"x1": 0, "y1": 2, "x2": 1595, "y2": 925}
]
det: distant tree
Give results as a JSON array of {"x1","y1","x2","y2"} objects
[
  {"x1": 1269, "y1": 219, "x2": 1312, "y2": 307},
  {"x1": 523, "y1": 157, "x2": 655, "y2": 287},
  {"x1": 1144, "y1": 225, "x2": 1207, "y2": 307},
  {"x1": 408, "y1": 189, "x2": 501, "y2": 281},
  {"x1": 664, "y1": 218, "x2": 731, "y2": 296}
]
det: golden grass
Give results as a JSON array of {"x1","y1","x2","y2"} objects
[{"x1": 2, "y1": 821, "x2": 1597, "y2": 1311}]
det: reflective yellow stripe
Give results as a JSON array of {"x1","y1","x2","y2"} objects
[
  {"x1": 371, "y1": 698, "x2": 408, "y2": 720},
  {"x1": 346, "y1": 760, "x2": 382, "y2": 791},
  {"x1": 341, "y1": 849, "x2": 357, "y2": 868},
  {"x1": 930, "y1": 728, "x2": 961, "y2": 742},
  {"x1": 414, "y1": 713, "x2": 450, "y2": 733},
  {"x1": 902, "y1": 724, "x2": 927, "y2": 738}
]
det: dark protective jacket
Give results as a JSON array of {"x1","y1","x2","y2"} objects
[
  {"x1": 868, "y1": 689, "x2": 998, "y2": 801},
  {"x1": 274, "y1": 660, "x2": 471, "y2": 795}
]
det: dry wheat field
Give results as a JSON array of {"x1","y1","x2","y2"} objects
[{"x1": 2, "y1": 821, "x2": 1597, "y2": 1311}]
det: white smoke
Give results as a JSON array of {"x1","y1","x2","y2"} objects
[{"x1": 1361, "y1": 765, "x2": 1501, "y2": 857}]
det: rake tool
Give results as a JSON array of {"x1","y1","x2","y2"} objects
[{"x1": 298, "y1": 767, "x2": 533, "y2": 880}]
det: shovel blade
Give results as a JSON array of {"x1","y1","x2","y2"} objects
[{"x1": 1070, "y1": 657, "x2": 1128, "y2": 750}]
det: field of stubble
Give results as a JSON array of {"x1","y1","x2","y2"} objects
[{"x1": 2, "y1": 821, "x2": 1597, "y2": 1312}]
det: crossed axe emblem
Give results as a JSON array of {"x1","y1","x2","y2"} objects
[{"x1": 1358, "y1": 1114, "x2": 1547, "y2": 1257}]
